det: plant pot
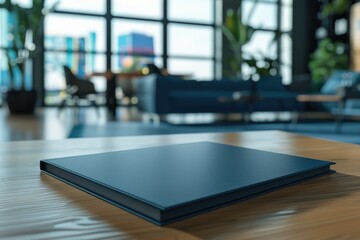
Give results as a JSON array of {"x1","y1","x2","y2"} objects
[{"x1": 7, "y1": 90, "x2": 37, "y2": 114}]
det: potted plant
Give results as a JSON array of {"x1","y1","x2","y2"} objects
[
  {"x1": 222, "y1": 8, "x2": 255, "y2": 79},
  {"x1": 308, "y1": 38, "x2": 349, "y2": 91},
  {"x1": 322, "y1": 0, "x2": 351, "y2": 17},
  {"x1": 0, "y1": 0, "x2": 57, "y2": 114}
]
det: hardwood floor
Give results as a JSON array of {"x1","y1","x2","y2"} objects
[{"x1": 0, "y1": 106, "x2": 140, "y2": 142}]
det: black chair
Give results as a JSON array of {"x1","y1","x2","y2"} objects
[{"x1": 59, "y1": 66, "x2": 99, "y2": 113}]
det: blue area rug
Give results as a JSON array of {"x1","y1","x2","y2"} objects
[{"x1": 68, "y1": 121, "x2": 360, "y2": 145}]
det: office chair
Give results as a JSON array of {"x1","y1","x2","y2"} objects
[{"x1": 59, "y1": 66, "x2": 99, "y2": 113}]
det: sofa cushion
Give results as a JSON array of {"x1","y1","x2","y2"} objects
[
  {"x1": 136, "y1": 74, "x2": 303, "y2": 114},
  {"x1": 321, "y1": 70, "x2": 360, "y2": 94},
  {"x1": 168, "y1": 78, "x2": 254, "y2": 92},
  {"x1": 257, "y1": 91, "x2": 297, "y2": 99},
  {"x1": 252, "y1": 99, "x2": 300, "y2": 112},
  {"x1": 168, "y1": 90, "x2": 250, "y2": 113},
  {"x1": 256, "y1": 75, "x2": 285, "y2": 92}
]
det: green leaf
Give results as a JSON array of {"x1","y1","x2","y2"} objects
[
  {"x1": 221, "y1": 25, "x2": 240, "y2": 49},
  {"x1": 322, "y1": 0, "x2": 350, "y2": 17},
  {"x1": 224, "y1": 9, "x2": 240, "y2": 42},
  {"x1": 309, "y1": 38, "x2": 349, "y2": 84}
]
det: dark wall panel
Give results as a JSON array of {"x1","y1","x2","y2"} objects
[{"x1": 292, "y1": 0, "x2": 321, "y2": 76}]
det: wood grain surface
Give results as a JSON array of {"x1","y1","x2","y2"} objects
[{"x1": 0, "y1": 131, "x2": 359, "y2": 239}]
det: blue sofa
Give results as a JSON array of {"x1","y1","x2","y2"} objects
[
  {"x1": 136, "y1": 74, "x2": 302, "y2": 117},
  {"x1": 318, "y1": 70, "x2": 360, "y2": 112}
]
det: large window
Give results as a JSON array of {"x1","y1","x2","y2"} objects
[
  {"x1": 41, "y1": 0, "x2": 219, "y2": 105},
  {"x1": 111, "y1": 0, "x2": 218, "y2": 81},
  {"x1": 111, "y1": 19, "x2": 163, "y2": 73},
  {"x1": 242, "y1": 1, "x2": 277, "y2": 30},
  {"x1": 44, "y1": 13, "x2": 107, "y2": 104},
  {"x1": 168, "y1": 0, "x2": 214, "y2": 23},
  {"x1": 0, "y1": 8, "x2": 8, "y2": 105},
  {"x1": 167, "y1": 0, "x2": 217, "y2": 79},
  {"x1": 43, "y1": 1, "x2": 107, "y2": 105},
  {"x1": 241, "y1": 0, "x2": 293, "y2": 84},
  {"x1": 112, "y1": 0, "x2": 163, "y2": 19},
  {"x1": 0, "y1": 8, "x2": 8, "y2": 47},
  {"x1": 0, "y1": 0, "x2": 292, "y2": 106},
  {"x1": 0, "y1": 4, "x2": 32, "y2": 104},
  {"x1": 0, "y1": 8, "x2": 6, "y2": 89},
  {"x1": 280, "y1": 0, "x2": 293, "y2": 84},
  {"x1": 46, "y1": 0, "x2": 106, "y2": 14}
]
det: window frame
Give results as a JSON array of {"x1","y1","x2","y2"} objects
[{"x1": 44, "y1": 0, "x2": 219, "y2": 106}]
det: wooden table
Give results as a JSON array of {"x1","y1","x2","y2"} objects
[
  {"x1": 1, "y1": 131, "x2": 360, "y2": 239},
  {"x1": 296, "y1": 94, "x2": 342, "y2": 102},
  {"x1": 293, "y1": 94, "x2": 344, "y2": 132},
  {"x1": 91, "y1": 71, "x2": 144, "y2": 118}
]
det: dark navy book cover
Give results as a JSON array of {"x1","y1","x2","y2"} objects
[{"x1": 40, "y1": 142, "x2": 335, "y2": 225}]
